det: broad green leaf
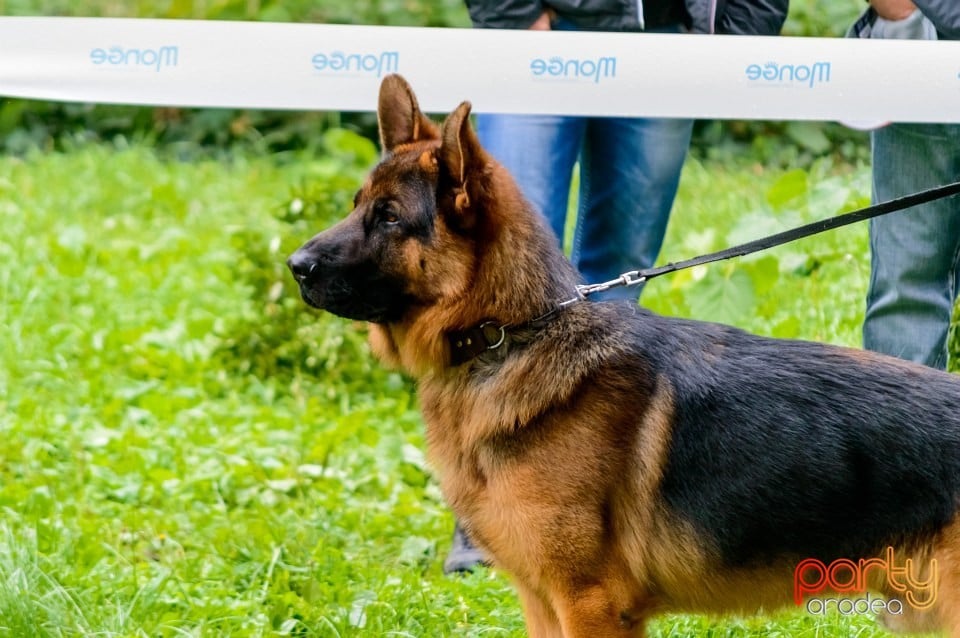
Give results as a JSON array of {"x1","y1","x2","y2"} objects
[
  {"x1": 686, "y1": 267, "x2": 756, "y2": 326},
  {"x1": 785, "y1": 121, "x2": 833, "y2": 155},
  {"x1": 766, "y1": 168, "x2": 809, "y2": 210}
]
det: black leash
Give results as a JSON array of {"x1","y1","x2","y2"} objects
[
  {"x1": 567, "y1": 179, "x2": 960, "y2": 301},
  {"x1": 449, "y1": 179, "x2": 960, "y2": 365}
]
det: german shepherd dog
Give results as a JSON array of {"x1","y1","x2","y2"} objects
[{"x1": 288, "y1": 75, "x2": 960, "y2": 637}]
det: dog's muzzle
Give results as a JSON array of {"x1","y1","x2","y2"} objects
[
  {"x1": 286, "y1": 250, "x2": 318, "y2": 284},
  {"x1": 286, "y1": 249, "x2": 326, "y2": 310},
  {"x1": 285, "y1": 245, "x2": 407, "y2": 321}
]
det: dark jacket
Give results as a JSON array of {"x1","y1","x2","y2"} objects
[{"x1": 465, "y1": 0, "x2": 788, "y2": 36}]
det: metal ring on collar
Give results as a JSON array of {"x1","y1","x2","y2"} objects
[{"x1": 479, "y1": 321, "x2": 507, "y2": 350}]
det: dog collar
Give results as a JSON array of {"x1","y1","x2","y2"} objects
[
  {"x1": 446, "y1": 302, "x2": 577, "y2": 367},
  {"x1": 447, "y1": 321, "x2": 507, "y2": 367}
]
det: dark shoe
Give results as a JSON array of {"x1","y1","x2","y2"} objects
[{"x1": 443, "y1": 522, "x2": 489, "y2": 574}]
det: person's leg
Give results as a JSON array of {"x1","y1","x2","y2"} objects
[
  {"x1": 572, "y1": 116, "x2": 693, "y2": 301},
  {"x1": 864, "y1": 122, "x2": 960, "y2": 369},
  {"x1": 477, "y1": 113, "x2": 584, "y2": 246}
]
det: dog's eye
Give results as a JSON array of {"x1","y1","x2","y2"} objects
[{"x1": 375, "y1": 200, "x2": 401, "y2": 225}]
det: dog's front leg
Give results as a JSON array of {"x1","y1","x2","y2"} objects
[
  {"x1": 515, "y1": 583, "x2": 563, "y2": 638},
  {"x1": 550, "y1": 578, "x2": 650, "y2": 638}
]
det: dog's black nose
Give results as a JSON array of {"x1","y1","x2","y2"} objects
[{"x1": 286, "y1": 251, "x2": 317, "y2": 283}]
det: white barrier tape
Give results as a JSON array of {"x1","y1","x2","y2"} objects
[{"x1": 1, "y1": 17, "x2": 959, "y2": 122}]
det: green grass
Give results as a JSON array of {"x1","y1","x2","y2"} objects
[{"x1": 0, "y1": 138, "x2": 927, "y2": 637}]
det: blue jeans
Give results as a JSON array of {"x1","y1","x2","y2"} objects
[
  {"x1": 476, "y1": 113, "x2": 693, "y2": 301},
  {"x1": 863, "y1": 122, "x2": 960, "y2": 369}
]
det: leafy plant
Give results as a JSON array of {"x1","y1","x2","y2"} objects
[
  {"x1": 215, "y1": 128, "x2": 383, "y2": 380},
  {"x1": 646, "y1": 158, "x2": 874, "y2": 347},
  {"x1": 783, "y1": 0, "x2": 864, "y2": 37}
]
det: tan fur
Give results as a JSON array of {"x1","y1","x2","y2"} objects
[
  {"x1": 926, "y1": 515, "x2": 960, "y2": 636},
  {"x1": 933, "y1": 516, "x2": 960, "y2": 638}
]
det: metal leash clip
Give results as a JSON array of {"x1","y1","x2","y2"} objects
[{"x1": 568, "y1": 270, "x2": 648, "y2": 302}]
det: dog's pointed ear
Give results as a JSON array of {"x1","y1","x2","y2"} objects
[
  {"x1": 377, "y1": 74, "x2": 439, "y2": 153},
  {"x1": 439, "y1": 100, "x2": 484, "y2": 192}
]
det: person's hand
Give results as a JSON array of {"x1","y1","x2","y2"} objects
[
  {"x1": 869, "y1": 0, "x2": 918, "y2": 21},
  {"x1": 529, "y1": 10, "x2": 552, "y2": 30}
]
